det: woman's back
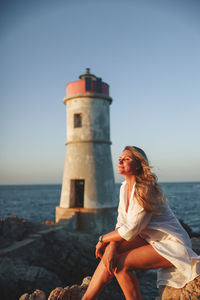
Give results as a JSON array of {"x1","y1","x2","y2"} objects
[{"x1": 147, "y1": 202, "x2": 191, "y2": 247}]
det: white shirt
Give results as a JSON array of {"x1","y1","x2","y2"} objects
[{"x1": 115, "y1": 181, "x2": 200, "y2": 288}]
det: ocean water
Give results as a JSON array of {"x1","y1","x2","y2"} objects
[{"x1": 0, "y1": 182, "x2": 200, "y2": 233}]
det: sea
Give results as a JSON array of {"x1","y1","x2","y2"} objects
[{"x1": 0, "y1": 182, "x2": 200, "y2": 233}]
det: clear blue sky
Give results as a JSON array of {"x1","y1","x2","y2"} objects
[{"x1": 1, "y1": 0, "x2": 200, "y2": 184}]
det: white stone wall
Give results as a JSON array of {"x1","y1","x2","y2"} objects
[
  {"x1": 66, "y1": 97, "x2": 110, "y2": 143},
  {"x1": 60, "y1": 95, "x2": 115, "y2": 209}
]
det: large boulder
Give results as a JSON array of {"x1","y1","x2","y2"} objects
[
  {"x1": 0, "y1": 216, "x2": 43, "y2": 248},
  {"x1": 0, "y1": 258, "x2": 62, "y2": 300},
  {"x1": 19, "y1": 290, "x2": 46, "y2": 300},
  {"x1": 47, "y1": 276, "x2": 91, "y2": 300},
  {"x1": 159, "y1": 275, "x2": 200, "y2": 299}
]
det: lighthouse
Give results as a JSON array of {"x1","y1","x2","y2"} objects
[{"x1": 56, "y1": 69, "x2": 116, "y2": 230}]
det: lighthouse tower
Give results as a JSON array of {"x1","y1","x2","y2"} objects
[{"x1": 56, "y1": 68, "x2": 116, "y2": 228}]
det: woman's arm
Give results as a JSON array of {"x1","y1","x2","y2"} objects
[
  {"x1": 96, "y1": 239, "x2": 121, "y2": 275},
  {"x1": 118, "y1": 201, "x2": 152, "y2": 241},
  {"x1": 96, "y1": 204, "x2": 152, "y2": 267},
  {"x1": 95, "y1": 228, "x2": 125, "y2": 275},
  {"x1": 101, "y1": 229, "x2": 123, "y2": 243}
]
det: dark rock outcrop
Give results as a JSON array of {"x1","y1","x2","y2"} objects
[
  {"x1": 0, "y1": 257, "x2": 62, "y2": 300},
  {"x1": 0, "y1": 217, "x2": 98, "y2": 300},
  {"x1": 0, "y1": 216, "x2": 43, "y2": 248},
  {"x1": 178, "y1": 218, "x2": 200, "y2": 238}
]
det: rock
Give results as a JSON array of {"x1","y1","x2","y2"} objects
[
  {"x1": 191, "y1": 237, "x2": 200, "y2": 255},
  {"x1": 178, "y1": 219, "x2": 193, "y2": 237},
  {"x1": 48, "y1": 287, "x2": 69, "y2": 300},
  {"x1": 81, "y1": 276, "x2": 91, "y2": 286},
  {"x1": 192, "y1": 232, "x2": 200, "y2": 238},
  {"x1": 159, "y1": 275, "x2": 200, "y2": 299},
  {"x1": 6, "y1": 215, "x2": 200, "y2": 300},
  {"x1": 0, "y1": 222, "x2": 97, "y2": 300},
  {"x1": 69, "y1": 284, "x2": 81, "y2": 300},
  {"x1": 179, "y1": 218, "x2": 200, "y2": 238},
  {"x1": 0, "y1": 258, "x2": 62, "y2": 300},
  {"x1": 47, "y1": 277, "x2": 91, "y2": 300},
  {"x1": 19, "y1": 295, "x2": 29, "y2": 300},
  {"x1": 79, "y1": 277, "x2": 91, "y2": 299},
  {"x1": 0, "y1": 216, "x2": 44, "y2": 248},
  {"x1": 19, "y1": 290, "x2": 46, "y2": 300}
]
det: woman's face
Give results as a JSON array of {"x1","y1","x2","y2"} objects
[{"x1": 118, "y1": 150, "x2": 140, "y2": 176}]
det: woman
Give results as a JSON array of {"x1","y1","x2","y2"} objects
[{"x1": 82, "y1": 146, "x2": 200, "y2": 300}]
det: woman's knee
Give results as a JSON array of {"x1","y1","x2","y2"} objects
[{"x1": 115, "y1": 253, "x2": 133, "y2": 274}]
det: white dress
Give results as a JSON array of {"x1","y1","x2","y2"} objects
[{"x1": 115, "y1": 181, "x2": 200, "y2": 288}]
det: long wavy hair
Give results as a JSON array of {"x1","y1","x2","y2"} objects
[{"x1": 124, "y1": 146, "x2": 165, "y2": 214}]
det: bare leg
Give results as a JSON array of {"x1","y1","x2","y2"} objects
[
  {"x1": 82, "y1": 236, "x2": 173, "y2": 300},
  {"x1": 115, "y1": 268, "x2": 142, "y2": 300},
  {"x1": 82, "y1": 259, "x2": 113, "y2": 300},
  {"x1": 82, "y1": 236, "x2": 148, "y2": 300},
  {"x1": 115, "y1": 243, "x2": 173, "y2": 300}
]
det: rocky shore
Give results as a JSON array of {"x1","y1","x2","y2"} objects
[{"x1": 0, "y1": 216, "x2": 199, "y2": 300}]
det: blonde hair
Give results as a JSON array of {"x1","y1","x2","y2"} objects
[{"x1": 124, "y1": 146, "x2": 165, "y2": 214}]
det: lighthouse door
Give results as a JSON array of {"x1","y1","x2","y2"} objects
[{"x1": 70, "y1": 179, "x2": 84, "y2": 208}]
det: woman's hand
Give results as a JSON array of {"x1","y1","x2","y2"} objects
[
  {"x1": 95, "y1": 241, "x2": 107, "y2": 259},
  {"x1": 102, "y1": 242, "x2": 117, "y2": 275}
]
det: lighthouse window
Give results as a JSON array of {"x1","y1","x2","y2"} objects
[
  {"x1": 74, "y1": 113, "x2": 82, "y2": 128},
  {"x1": 96, "y1": 78, "x2": 102, "y2": 93},
  {"x1": 85, "y1": 77, "x2": 92, "y2": 91}
]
